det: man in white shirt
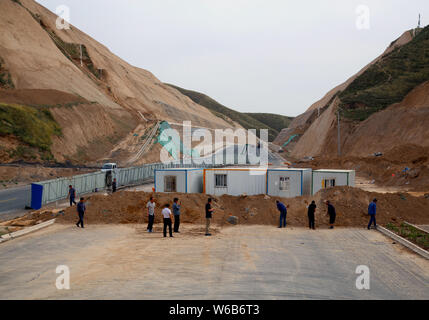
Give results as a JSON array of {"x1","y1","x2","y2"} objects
[
  {"x1": 162, "y1": 203, "x2": 173, "y2": 238},
  {"x1": 146, "y1": 197, "x2": 156, "y2": 233}
]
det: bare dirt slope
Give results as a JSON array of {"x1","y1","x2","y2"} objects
[
  {"x1": 289, "y1": 79, "x2": 429, "y2": 160},
  {"x1": 0, "y1": 0, "x2": 236, "y2": 164},
  {"x1": 341, "y1": 81, "x2": 429, "y2": 156}
]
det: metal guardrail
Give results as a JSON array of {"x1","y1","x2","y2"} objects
[{"x1": 32, "y1": 159, "x2": 221, "y2": 206}]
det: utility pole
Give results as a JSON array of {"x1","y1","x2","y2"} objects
[
  {"x1": 415, "y1": 14, "x2": 421, "y2": 37},
  {"x1": 337, "y1": 109, "x2": 341, "y2": 157}
]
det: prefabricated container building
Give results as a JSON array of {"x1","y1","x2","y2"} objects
[
  {"x1": 204, "y1": 167, "x2": 267, "y2": 196},
  {"x1": 312, "y1": 169, "x2": 355, "y2": 195},
  {"x1": 155, "y1": 168, "x2": 204, "y2": 193},
  {"x1": 267, "y1": 168, "x2": 312, "y2": 198}
]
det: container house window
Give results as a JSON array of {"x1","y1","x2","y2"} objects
[
  {"x1": 215, "y1": 174, "x2": 227, "y2": 188},
  {"x1": 323, "y1": 178, "x2": 336, "y2": 189},
  {"x1": 279, "y1": 177, "x2": 290, "y2": 191},
  {"x1": 165, "y1": 176, "x2": 177, "y2": 192}
]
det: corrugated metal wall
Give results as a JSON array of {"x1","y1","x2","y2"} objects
[
  {"x1": 312, "y1": 170, "x2": 355, "y2": 195},
  {"x1": 34, "y1": 161, "x2": 218, "y2": 206},
  {"x1": 204, "y1": 169, "x2": 267, "y2": 196},
  {"x1": 267, "y1": 169, "x2": 312, "y2": 198}
]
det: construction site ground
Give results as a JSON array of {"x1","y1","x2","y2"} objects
[
  {"x1": 1, "y1": 173, "x2": 428, "y2": 300},
  {"x1": 0, "y1": 223, "x2": 428, "y2": 300}
]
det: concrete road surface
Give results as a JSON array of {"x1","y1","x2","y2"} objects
[
  {"x1": 0, "y1": 224, "x2": 428, "y2": 300},
  {"x1": 0, "y1": 185, "x2": 31, "y2": 221}
]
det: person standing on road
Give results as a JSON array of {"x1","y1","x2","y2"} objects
[
  {"x1": 325, "y1": 200, "x2": 336, "y2": 229},
  {"x1": 162, "y1": 203, "x2": 173, "y2": 238},
  {"x1": 205, "y1": 198, "x2": 215, "y2": 236},
  {"x1": 173, "y1": 198, "x2": 181, "y2": 233},
  {"x1": 367, "y1": 198, "x2": 377, "y2": 230},
  {"x1": 308, "y1": 200, "x2": 317, "y2": 230},
  {"x1": 68, "y1": 185, "x2": 77, "y2": 207},
  {"x1": 112, "y1": 178, "x2": 117, "y2": 193},
  {"x1": 276, "y1": 200, "x2": 288, "y2": 228},
  {"x1": 76, "y1": 197, "x2": 86, "y2": 228},
  {"x1": 146, "y1": 197, "x2": 156, "y2": 233}
]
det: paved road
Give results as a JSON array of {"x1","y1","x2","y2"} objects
[
  {"x1": 0, "y1": 224, "x2": 427, "y2": 300},
  {"x1": 0, "y1": 185, "x2": 31, "y2": 220}
]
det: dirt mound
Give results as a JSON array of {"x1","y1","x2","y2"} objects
[
  {"x1": 318, "y1": 187, "x2": 429, "y2": 227},
  {"x1": 55, "y1": 188, "x2": 429, "y2": 228},
  {"x1": 296, "y1": 145, "x2": 429, "y2": 191},
  {"x1": 383, "y1": 144, "x2": 429, "y2": 165}
]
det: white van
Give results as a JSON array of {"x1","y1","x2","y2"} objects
[{"x1": 101, "y1": 163, "x2": 118, "y2": 172}]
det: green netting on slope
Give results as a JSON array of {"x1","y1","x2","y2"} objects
[
  {"x1": 156, "y1": 121, "x2": 200, "y2": 160},
  {"x1": 282, "y1": 134, "x2": 299, "y2": 148}
]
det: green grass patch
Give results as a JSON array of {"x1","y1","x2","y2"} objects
[
  {"x1": 244, "y1": 113, "x2": 294, "y2": 133},
  {"x1": 386, "y1": 222, "x2": 429, "y2": 250},
  {"x1": 0, "y1": 103, "x2": 62, "y2": 153},
  {"x1": 339, "y1": 25, "x2": 429, "y2": 121}
]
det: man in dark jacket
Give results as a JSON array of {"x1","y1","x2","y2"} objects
[
  {"x1": 76, "y1": 197, "x2": 86, "y2": 228},
  {"x1": 276, "y1": 200, "x2": 288, "y2": 228},
  {"x1": 367, "y1": 198, "x2": 377, "y2": 230},
  {"x1": 308, "y1": 200, "x2": 317, "y2": 230},
  {"x1": 205, "y1": 198, "x2": 215, "y2": 236},
  {"x1": 326, "y1": 200, "x2": 336, "y2": 229},
  {"x1": 173, "y1": 198, "x2": 181, "y2": 233},
  {"x1": 112, "y1": 178, "x2": 117, "y2": 193}
]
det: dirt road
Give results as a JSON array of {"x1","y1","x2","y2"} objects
[{"x1": 0, "y1": 223, "x2": 428, "y2": 300}]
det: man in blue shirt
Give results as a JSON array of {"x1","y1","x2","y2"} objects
[
  {"x1": 173, "y1": 198, "x2": 181, "y2": 233},
  {"x1": 68, "y1": 185, "x2": 77, "y2": 207},
  {"x1": 367, "y1": 198, "x2": 377, "y2": 230},
  {"x1": 76, "y1": 197, "x2": 86, "y2": 228},
  {"x1": 276, "y1": 200, "x2": 288, "y2": 228}
]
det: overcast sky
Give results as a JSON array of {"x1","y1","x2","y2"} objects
[{"x1": 36, "y1": 0, "x2": 427, "y2": 117}]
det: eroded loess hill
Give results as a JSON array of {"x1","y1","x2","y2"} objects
[
  {"x1": 275, "y1": 27, "x2": 429, "y2": 165},
  {"x1": 0, "y1": 0, "x2": 236, "y2": 165}
]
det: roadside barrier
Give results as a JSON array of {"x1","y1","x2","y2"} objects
[{"x1": 29, "y1": 160, "x2": 221, "y2": 208}]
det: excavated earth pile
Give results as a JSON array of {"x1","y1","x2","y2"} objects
[
  {"x1": 295, "y1": 144, "x2": 429, "y2": 191},
  {"x1": 49, "y1": 187, "x2": 429, "y2": 228}
]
